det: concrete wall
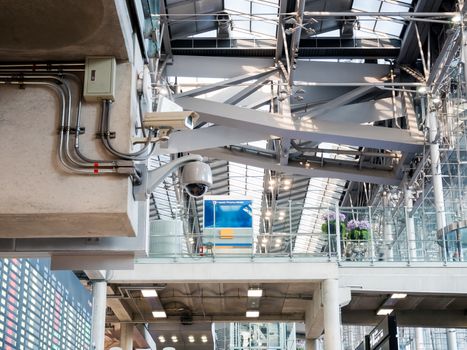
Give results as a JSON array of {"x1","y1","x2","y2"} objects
[{"x1": 0, "y1": 63, "x2": 142, "y2": 238}]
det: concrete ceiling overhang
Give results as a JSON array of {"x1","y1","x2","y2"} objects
[
  {"x1": 107, "y1": 282, "x2": 317, "y2": 324},
  {"x1": 342, "y1": 291, "x2": 467, "y2": 328},
  {"x1": 0, "y1": 0, "x2": 130, "y2": 61}
]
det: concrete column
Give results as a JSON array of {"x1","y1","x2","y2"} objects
[
  {"x1": 404, "y1": 183, "x2": 417, "y2": 260},
  {"x1": 415, "y1": 328, "x2": 425, "y2": 350},
  {"x1": 91, "y1": 281, "x2": 107, "y2": 350},
  {"x1": 120, "y1": 323, "x2": 134, "y2": 350},
  {"x1": 323, "y1": 279, "x2": 341, "y2": 350},
  {"x1": 383, "y1": 190, "x2": 394, "y2": 260},
  {"x1": 306, "y1": 338, "x2": 320, "y2": 350},
  {"x1": 447, "y1": 329, "x2": 458, "y2": 350}
]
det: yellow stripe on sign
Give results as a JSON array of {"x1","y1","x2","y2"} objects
[{"x1": 219, "y1": 228, "x2": 234, "y2": 239}]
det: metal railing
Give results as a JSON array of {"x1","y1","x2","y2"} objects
[{"x1": 137, "y1": 204, "x2": 467, "y2": 264}]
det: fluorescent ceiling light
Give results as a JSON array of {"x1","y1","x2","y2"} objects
[
  {"x1": 171, "y1": 335, "x2": 178, "y2": 342},
  {"x1": 376, "y1": 308, "x2": 393, "y2": 316},
  {"x1": 188, "y1": 335, "x2": 195, "y2": 343},
  {"x1": 141, "y1": 289, "x2": 158, "y2": 297},
  {"x1": 246, "y1": 310, "x2": 260, "y2": 317},
  {"x1": 391, "y1": 293, "x2": 407, "y2": 299},
  {"x1": 201, "y1": 336, "x2": 208, "y2": 343},
  {"x1": 158, "y1": 336, "x2": 166, "y2": 343},
  {"x1": 248, "y1": 289, "x2": 263, "y2": 297},
  {"x1": 152, "y1": 311, "x2": 167, "y2": 318}
]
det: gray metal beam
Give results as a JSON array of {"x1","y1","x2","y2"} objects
[
  {"x1": 300, "y1": 97, "x2": 397, "y2": 123},
  {"x1": 275, "y1": 0, "x2": 290, "y2": 62},
  {"x1": 224, "y1": 72, "x2": 276, "y2": 105},
  {"x1": 197, "y1": 147, "x2": 401, "y2": 185},
  {"x1": 297, "y1": 86, "x2": 375, "y2": 117},
  {"x1": 176, "y1": 97, "x2": 425, "y2": 152},
  {"x1": 166, "y1": 56, "x2": 275, "y2": 78},
  {"x1": 174, "y1": 68, "x2": 277, "y2": 98},
  {"x1": 397, "y1": 0, "x2": 444, "y2": 64},
  {"x1": 294, "y1": 61, "x2": 390, "y2": 84},
  {"x1": 152, "y1": 126, "x2": 267, "y2": 155}
]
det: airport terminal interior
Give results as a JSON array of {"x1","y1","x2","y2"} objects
[{"x1": 1, "y1": 0, "x2": 467, "y2": 349}]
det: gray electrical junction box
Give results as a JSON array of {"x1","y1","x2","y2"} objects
[{"x1": 83, "y1": 56, "x2": 116, "y2": 102}]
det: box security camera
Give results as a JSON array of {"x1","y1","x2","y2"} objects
[{"x1": 143, "y1": 111, "x2": 199, "y2": 130}]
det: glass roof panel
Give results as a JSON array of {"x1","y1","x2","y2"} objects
[
  {"x1": 224, "y1": 0, "x2": 279, "y2": 39},
  {"x1": 351, "y1": 0, "x2": 412, "y2": 38}
]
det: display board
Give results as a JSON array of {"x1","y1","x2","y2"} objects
[
  {"x1": 0, "y1": 258, "x2": 92, "y2": 350},
  {"x1": 204, "y1": 197, "x2": 253, "y2": 229},
  {"x1": 203, "y1": 196, "x2": 254, "y2": 254}
]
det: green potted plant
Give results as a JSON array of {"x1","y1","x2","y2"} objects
[
  {"x1": 321, "y1": 212, "x2": 347, "y2": 238},
  {"x1": 346, "y1": 219, "x2": 370, "y2": 240}
]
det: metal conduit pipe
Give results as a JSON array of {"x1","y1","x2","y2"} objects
[
  {"x1": 0, "y1": 73, "x2": 103, "y2": 168},
  {"x1": 99, "y1": 100, "x2": 155, "y2": 161},
  {"x1": 0, "y1": 79, "x2": 96, "y2": 174},
  {"x1": 52, "y1": 72, "x2": 133, "y2": 168},
  {"x1": 0, "y1": 75, "x2": 129, "y2": 174},
  {"x1": 0, "y1": 72, "x2": 157, "y2": 178}
]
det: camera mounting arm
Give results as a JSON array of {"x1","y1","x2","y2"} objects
[{"x1": 133, "y1": 154, "x2": 203, "y2": 201}]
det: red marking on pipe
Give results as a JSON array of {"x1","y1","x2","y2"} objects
[
  {"x1": 94, "y1": 169, "x2": 99, "y2": 174},
  {"x1": 94, "y1": 162, "x2": 99, "y2": 167}
]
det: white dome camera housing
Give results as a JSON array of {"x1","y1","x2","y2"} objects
[{"x1": 181, "y1": 161, "x2": 212, "y2": 198}]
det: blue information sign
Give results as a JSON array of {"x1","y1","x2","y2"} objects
[{"x1": 204, "y1": 198, "x2": 253, "y2": 229}]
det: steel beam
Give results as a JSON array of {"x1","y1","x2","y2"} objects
[
  {"x1": 176, "y1": 97, "x2": 425, "y2": 152},
  {"x1": 300, "y1": 97, "x2": 397, "y2": 123},
  {"x1": 294, "y1": 61, "x2": 390, "y2": 84},
  {"x1": 397, "y1": 0, "x2": 444, "y2": 64},
  {"x1": 224, "y1": 73, "x2": 276, "y2": 105},
  {"x1": 174, "y1": 68, "x2": 277, "y2": 98},
  {"x1": 197, "y1": 147, "x2": 401, "y2": 185},
  {"x1": 166, "y1": 56, "x2": 275, "y2": 78},
  {"x1": 275, "y1": 0, "x2": 290, "y2": 62},
  {"x1": 152, "y1": 126, "x2": 267, "y2": 155},
  {"x1": 297, "y1": 86, "x2": 375, "y2": 117}
]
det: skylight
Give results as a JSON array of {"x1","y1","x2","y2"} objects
[
  {"x1": 224, "y1": 0, "x2": 280, "y2": 39},
  {"x1": 352, "y1": 0, "x2": 413, "y2": 38}
]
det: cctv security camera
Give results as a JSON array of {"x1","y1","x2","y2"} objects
[
  {"x1": 143, "y1": 111, "x2": 200, "y2": 130},
  {"x1": 181, "y1": 161, "x2": 212, "y2": 198}
]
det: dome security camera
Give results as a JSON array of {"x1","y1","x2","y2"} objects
[{"x1": 181, "y1": 161, "x2": 213, "y2": 198}]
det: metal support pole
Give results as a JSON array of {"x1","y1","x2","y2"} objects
[
  {"x1": 428, "y1": 109, "x2": 447, "y2": 232},
  {"x1": 120, "y1": 323, "x2": 134, "y2": 350},
  {"x1": 404, "y1": 182, "x2": 417, "y2": 262},
  {"x1": 289, "y1": 200, "x2": 293, "y2": 258},
  {"x1": 335, "y1": 204, "x2": 342, "y2": 263},
  {"x1": 369, "y1": 206, "x2": 375, "y2": 264},
  {"x1": 383, "y1": 191, "x2": 394, "y2": 261},
  {"x1": 428, "y1": 104, "x2": 457, "y2": 348},
  {"x1": 415, "y1": 328, "x2": 425, "y2": 350},
  {"x1": 447, "y1": 329, "x2": 458, "y2": 350},
  {"x1": 323, "y1": 279, "x2": 341, "y2": 350},
  {"x1": 91, "y1": 280, "x2": 107, "y2": 350},
  {"x1": 327, "y1": 213, "x2": 332, "y2": 261}
]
